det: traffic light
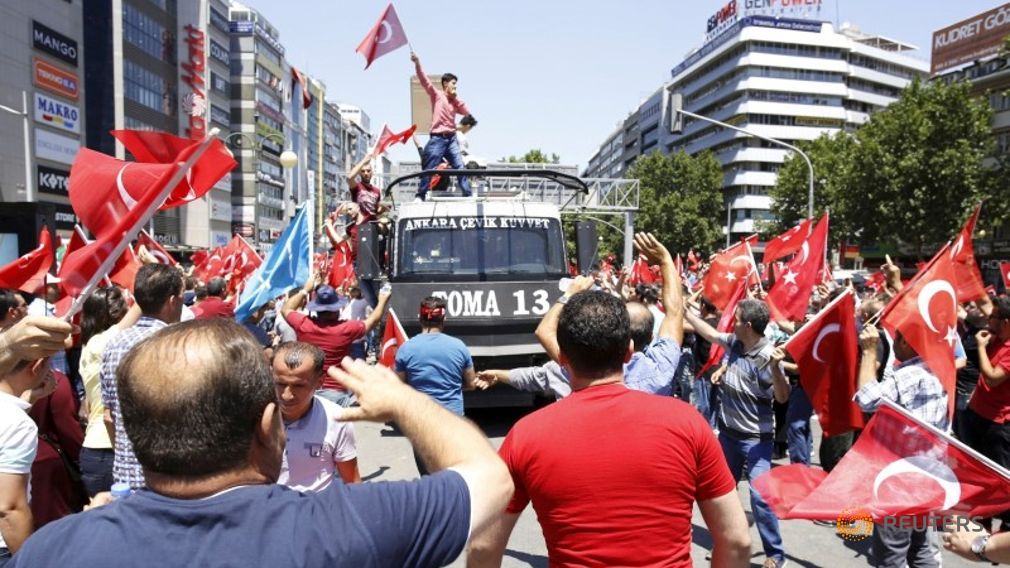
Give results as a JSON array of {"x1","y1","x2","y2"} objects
[{"x1": 668, "y1": 92, "x2": 683, "y2": 134}]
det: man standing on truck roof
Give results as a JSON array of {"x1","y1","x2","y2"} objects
[{"x1": 411, "y1": 51, "x2": 474, "y2": 202}]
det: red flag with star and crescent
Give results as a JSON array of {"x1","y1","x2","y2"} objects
[
  {"x1": 374, "y1": 123, "x2": 417, "y2": 156},
  {"x1": 0, "y1": 228, "x2": 54, "y2": 294},
  {"x1": 763, "y1": 218, "x2": 812, "y2": 265},
  {"x1": 379, "y1": 308, "x2": 408, "y2": 368},
  {"x1": 767, "y1": 214, "x2": 829, "y2": 322},
  {"x1": 328, "y1": 241, "x2": 356, "y2": 290},
  {"x1": 949, "y1": 204, "x2": 986, "y2": 302},
  {"x1": 701, "y1": 235, "x2": 758, "y2": 311},
  {"x1": 355, "y1": 3, "x2": 408, "y2": 69},
  {"x1": 135, "y1": 230, "x2": 177, "y2": 266},
  {"x1": 754, "y1": 401, "x2": 1010, "y2": 521},
  {"x1": 696, "y1": 277, "x2": 749, "y2": 378},
  {"x1": 879, "y1": 244, "x2": 959, "y2": 419},
  {"x1": 784, "y1": 290, "x2": 863, "y2": 437}
]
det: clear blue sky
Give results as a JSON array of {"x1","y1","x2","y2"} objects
[{"x1": 253, "y1": 0, "x2": 1000, "y2": 170}]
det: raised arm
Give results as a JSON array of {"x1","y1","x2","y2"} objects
[
  {"x1": 534, "y1": 276, "x2": 595, "y2": 362},
  {"x1": 976, "y1": 330, "x2": 1010, "y2": 388},
  {"x1": 411, "y1": 52, "x2": 436, "y2": 98},
  {"x1": 362, "y1": 287, "x2": 391, "y2": 333},
  {"x1": 330, "y1": 359, "x2": 513, "y2": 536},
  {"x1": 634, "y1": 233, "x2": 683, "y2": 345},
  {"x1": 281, "y1": 273, "x2": 318, "y2": 320},
  {"x1": 685, "y1": 306, "x2": 723, "y2": 346},
  {"x1": 347, "y1": 152, "x2": 374, "y2": 188}
]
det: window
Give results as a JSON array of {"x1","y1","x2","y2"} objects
[
  {"x1": 211, "y1": 72, "x2": 230, "y2": 95},
  {"x1": 256, "y1": 86, "x2": 280, "y2": 113},
  {"x1": 123, "y1": 4, "x2": 175, "y2": 63},
  {"x1": 124, "y1": 60, "x2": 172, "y2": 114},
  {"x1": 258, "y1": 44, "x2": 281, "y2": 65},
  {"x1": 397, "y1": 218, "x2": 567, "y2": 280}
]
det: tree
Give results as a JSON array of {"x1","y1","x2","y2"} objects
[
  {"x1": 768, "y1": 131, "x2": 858, "y2": 247},
  {"x1": 771, "y1": 78, "x2": 1005, "y2": 256},
  {"x1": 626, "y1": 150, "x2": 725, "y2": 257},
  {"x1": 502, "y1": 149, "x2": 560, "y2": 164}
]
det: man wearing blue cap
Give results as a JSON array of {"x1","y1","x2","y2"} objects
[{"x1": 281, "y1": 275, "x2": 390, "y2": 407}]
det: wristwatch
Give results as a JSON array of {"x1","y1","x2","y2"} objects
[
  {"x1": 556, "y1": 295, "x2": 570, "y2": 305},
  {"x1": 972, "y1": 533, "x2": 991, "y2": 562}
]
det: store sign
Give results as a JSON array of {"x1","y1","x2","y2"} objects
[
  {"x1": 211, "y1": 231, "x2": 231, "y2": 247},
  {"x1": 707, "y1": 0, "x2": 739, "y2": 40},
  {"x1": 210, "y1": 198, "x2": 232, "y2": 222},
  {"x1": 37, "y1": 165, "x2": 69, "y2": 196},
  {"x1": 209, "y1": 39, "x2": 229, "y2": 65},
  {"x1": 229, "y1": 21, "x2": 253, "y2": 34},
  {"x1": 932, "y1": 3, "x2": 1010, "y2": 75},
  {"x1": 33, "y1": 93, "x2": 79, "y2": 134},
  {"x1": 705, "y1": 0, "x2": 822, "y2": 42},
  {"x1": 35, "y1": 128, "x2": 79, "y2": 165},
  {"x1": 33, "y1": 57, "x2": 78, "y2": 100},
  {"x1": 255, "y1": 24, "x2": 285, "y2": 56},
  {"x1": 32, "y1": 20, "x2": 78, "y2": 67},
  {"x1": 51, "y1": 203, "x2": 78, "y2": 230},
  {"x1": 179, "y1": 24, "x2": 207, "y2": 139}
]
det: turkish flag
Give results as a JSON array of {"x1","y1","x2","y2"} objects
[
  {"x1": 192, "y1": 245, "x2": 225, "y2": 283},
  {"x1": 57, "y1": 226, "x2": 112, "y2": 300},
  {"x1": 221, "y1": 236, "x2": 262, "y2": 296},
  {"x1": 1001, "y1": 261, "x2": 1010, "y2": 290},
  {"x1": 378, "y1": 308, "x2": 408, "y2": 368},
  {"x1": 696, "y1": 277, "x2": 748, "y2": 378},
  {"x1": 950, "y1": 204, "x2": 986, "y2": 302},
  {"x1": 355, "y1": 3, "x2": 408, "y2": 69},
  {"x1": 763, "y1": 218, "x2": 812, "y2": 265},
  {"x1": 109, "y1": 130, "x2": 236, "y2": 209},
  {"x1": 108, "y1": 248, "x2": 142, "y2": 292},
  {"x1": 880, "y1": 244, "x2": 958, "y2": 419},
  {"x1": 61, "y1": 136, "x2": 224, "y2": 298},
  {"x1": 754, "y1": 401, "x2": 1010, "y2": 521},
  {"x1": 328, "y1": 241, "x2": 356, "y2": 289},
  {"x1": 785, "y1": 290, "x2": 863, "y2": 437},
  {"x1": 628, "y1": 255, "x2": 659, "y2": 286},
  {"x1": 701, "y1": 235, "x2": 758, "y2": 311},
  {"x1": 291, "y1": 66, "x2": 313, "y2": 110},
  {"x1": 866, "y1": 271, "x2": 886, "y2": 293},
  {"x1": 767, "y1": 214, "x2": 829, "y2": 322},
  {"x1": 135, "y1": 230, "x2": 177, "y2": 266},
  {"x1": 190, "y1": 249, "x2": 208, "y2": 269},
  {"x1": 374, "y1": 123, "x2": 417, "y2": 156},
  {"x1": 0, "y1": 228, "x2": 54, "y2": 294}
]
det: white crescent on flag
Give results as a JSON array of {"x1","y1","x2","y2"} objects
[
  {"x1": 116, "y1": 164, "x2": 139, "y2": 209},
  {"x1": 916, "y1": 280, "x2": 956, "y2": 334},
  {"x1": 812, "y1": 323, "x2": 840, "y2": 363},
  {"x1": 377, "y1": 21, "x2": 393, "y2": 44},
  {"x1": 872, "y1": 455, "x2": 961, "y2": 511}
]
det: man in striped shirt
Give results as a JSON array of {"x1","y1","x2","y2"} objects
[
  {"x1": 687, "y1": 298, "x2": 791, "y2": 568},
  {"x1": 856, "y1": 324, "x2": 948, "y2": 568}
]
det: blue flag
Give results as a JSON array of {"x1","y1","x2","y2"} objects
[{"x1": 234, "y1": 206, "x2": 311, "y2": 323}]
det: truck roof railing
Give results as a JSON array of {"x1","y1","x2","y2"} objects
[{"x1": 381, "y1": 168, "x2": 639, "y2": 212}]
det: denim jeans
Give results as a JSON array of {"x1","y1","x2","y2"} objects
[
  {"x1": 719, "y1": 433, "x2": 785, "y2": 562},
  {"x1": 315, "y1": 389, "x2": 357, "y2": 407},
  {"x1": 674, "y1": 349, "x2": 694, "y2": 402},
  {"x1": 786, "y1": 386, "x2": 813, "y2": 465},
  {"x1": 953, "y1": 390, "x2": 973, "y2": 442},
  {"x1": 80, "y1": 447, "x2": 115, "y2": 498},
  {"x1": 693, "y1": 377, "x2": 717, "y2": 428},
  {"x1": 349, "y1": 342, "x2": 366, "y2": 360},
  {"x1": 0, "y1": 547, "x2": 10, "y2": 568},
  {"x1": 417, "y1": 134, "x2": 470, "y2": 199}
]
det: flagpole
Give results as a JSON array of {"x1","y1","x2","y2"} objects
[
  {"x1": 780, "y1": 288, "x2": 853, "y2": 353},
  {"x1": 62, "y1": 128, "x2": 222, "y2": 321},
  {"x1": 307, "y1": 197, "x2": 315, "y2": 266},
  {"x1": 744, "y1": 238, "x2": 764, "y2": 294},
  {"x1": 879, "y1": 399, "x2": 1010, "y2": 483}
]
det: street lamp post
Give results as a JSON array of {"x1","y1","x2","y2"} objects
[
  {"x1": 0, "y1": 91, "x2": 34, "y2": 202},
  {"x1": 675, "y1": 108, "x2": 815, "y2": 221},
  {"x1": 225, "y1": 132, "x2": 299, "y2": 243}
]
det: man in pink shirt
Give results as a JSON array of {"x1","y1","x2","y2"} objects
[{"x1": 411, "y1": 51, "x2": 474, "y2": 201}]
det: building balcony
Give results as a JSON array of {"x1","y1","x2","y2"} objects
[
  {"x1": 723, "y1": 170, "x2": 777, "y2": 187},
  {"x1": 728, "y1": 193, "x2": 773, "y2": 210}
]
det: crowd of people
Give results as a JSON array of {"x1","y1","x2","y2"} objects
[{"x1": 1, "y1": 219, "x2": 1008, "y2": 567}]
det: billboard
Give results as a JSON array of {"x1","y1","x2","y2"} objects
[
  {"x1": 33, "y1": 57, "x2": 79, "y2": 100},
  {"x1": 932, "y1": 3, "x2": 1010, "y2": 75},
  {"x1": 34, "y1": 93, "x2": 80, "y2": 135},
  {"x1": 410, "y1": 74, "x2": 443, "y2": 135}
]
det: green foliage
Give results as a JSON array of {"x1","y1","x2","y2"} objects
[
  {"x1": 627, "y1": 150, "x2": 725, "y2": 257},
  {"x1": 771, "y1": 78, "x2": 1005, "y2": 256},
  {"x1": 502, "y1": 149, "x2": 560, "y2": 164}
]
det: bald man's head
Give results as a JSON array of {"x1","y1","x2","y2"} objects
[
  {"x1": 117, "y1": 319, "x2": 277, "y2": 478},
  {"x1": 626, "y1": 301, "x2": 654, "y2": 352}
]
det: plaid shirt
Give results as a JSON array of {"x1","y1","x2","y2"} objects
[
  {"x1": 854, "y1": 357, "x2": 949, "y2": 431},
  {"x1": 100, "y1": 317, "x2": 167, "y2": 489}
]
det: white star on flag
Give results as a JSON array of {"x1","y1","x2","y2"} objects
[
  {"x1": 782, "y1": 270, "x2": 798, "y2": 285},
  {"x1": 724, "y1": 271, "x2": 737, "y2": 282},
  {"x1": 944, "y1": 326, "x2": 959, "y2": 349}
]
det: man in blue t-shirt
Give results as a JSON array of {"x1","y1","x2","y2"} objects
[
  {"x1": 396, "y1": 296, "x2": 480, "y2": 475},
  {"x1": 11, "y1": 319, "x2": 513, "y2": 568}
]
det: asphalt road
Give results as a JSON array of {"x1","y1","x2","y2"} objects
[{"x1": 353, "y1": 405, "x2": 979, "y2": 568}]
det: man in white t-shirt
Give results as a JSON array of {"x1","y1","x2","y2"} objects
[
  {"x1": 272, "y1": 342, "x2": 359, "y2": 491},
  {"x1": 341, "y1": 287, "x2": 371, "y2": 360},
  {"x1": 0, "y1": 355, "x2": 55, "y2": 562}
]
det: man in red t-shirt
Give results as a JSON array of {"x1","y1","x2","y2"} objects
[
  {"x1": 281, "y1": 277, "x2": 390, "y2": 407},
  {"x1": 346, "y1": 153, "x2": 385, "y2": 225},
  {"x1": 962, "y1": 298, "x2": 1010, "y2": 515},
  {"x1": 468, "y1": 288, "x2": 750, "y2": 568},
  {"x1": 191, "y1": 277, "x2": 234, "y2": 320}
]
